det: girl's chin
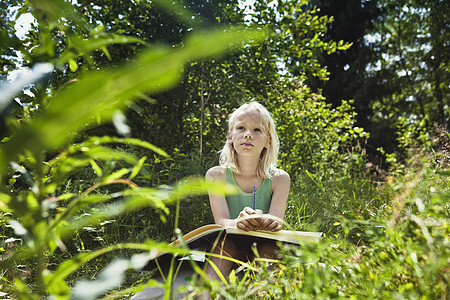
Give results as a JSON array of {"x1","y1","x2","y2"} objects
[{"x1": 236, "y1": 150, "x2": 261, "y2": 157}]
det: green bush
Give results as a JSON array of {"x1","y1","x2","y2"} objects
[{"x1": 267, "y1": 80, "x2": 382, "y2": 235}]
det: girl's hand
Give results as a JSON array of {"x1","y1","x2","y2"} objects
[
  {"x1": 256, "y1": 216, "x2": 282, "y2": 232},
  {"x1": 236, "y1": 207, "x2": 263, "y2": 231}
]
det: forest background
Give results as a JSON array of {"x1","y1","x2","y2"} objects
[{"x1": 0, "y1": 0, "x2": 448, "y2": 299}]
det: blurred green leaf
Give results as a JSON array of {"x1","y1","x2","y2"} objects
[
  {"x1": 129, "y1": 156, "x2": 147, "y2": 180},
  {"x1": 89, "y1": 159, "x2": 102, "y2": 176},
  {"x1": 72, "y1": 258, "x2": 129, "y2": 300},
  {"x1": 103, "y1": 168, "x2": 130, "y2": 183},
  {"x1": 0, "y1": 63, "x2": 54, "y2": 113},
  {"x1": 0, "y1": 193, "x2": 11, "y2": 212},
  {"x1": 68, "y1": 58, "x2": 78, "y2": 72},
  {"x1": 78, "y1": 136, "x2": 169, "y2": 158}
]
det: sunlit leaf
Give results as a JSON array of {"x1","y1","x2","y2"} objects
[
  {"x1": 0, "y1": 63, "x2": 54, "y2": 113},
  {"x1": 79, "y1": 136, "x2": 169, "y2": 158},
  {"x1": 8, "y1": 219, "x2": 28, "y2": 236},
  {"x1": 129, "y1": 156, "x2": 147, "y2": 180},
  {"x1": 103, "y1": 168, "x2": 130, "y2": 183},
  {"x1": 0, "y1": 193, "x2": 11, "y2": 212},
  {"x1": 112, "y1": 110, "x2": 130, "y2": 136},
  {"x1": 68, "y1": 58, "x2": 78, "y2": 72},
  {"x1": 77, "y1": 194, "x2": 112, "y2": 205},
  {"x1": 89, "y1": 159, "x2": 102, "y2": 176},
  {"x1": 72, "y1": 258, "x2": 129, "y2": 300}
]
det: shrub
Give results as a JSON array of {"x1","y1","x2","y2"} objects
[{"x1": 267, "y1": 80, "x2": 380, "y2": 234}]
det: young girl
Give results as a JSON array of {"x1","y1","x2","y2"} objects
[{"x1": 205, "y1": 101, "x2": 290, "y2": 283}]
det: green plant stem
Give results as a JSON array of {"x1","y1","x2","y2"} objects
[
  {"x1": 174, "y1": 200, "x2": 180, "y2": 232},
  {"x1": 36, "y1": 248, "x2": 47, "y2": 296}
]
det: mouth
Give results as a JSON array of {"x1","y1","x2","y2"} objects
[{"x1": 241, "y1": 142, "x2": 253, "y2": 147}]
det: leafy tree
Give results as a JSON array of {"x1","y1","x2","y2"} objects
[
  {"x1": 69, "y1": 0, "x2": 351, "y2": 161},
  {"x1": 311, "y1": 0, "x2": 449, "y2": 157},
  {"x1": 313, "y1": 0, "x2": 449, "y2": 155},
  {"x1": 368, "y1": 0, "x2": 449, "y2": 131}
]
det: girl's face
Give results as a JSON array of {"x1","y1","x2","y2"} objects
[{"x1": 228, "y1": 109, "x2": 270, "y2": 158}]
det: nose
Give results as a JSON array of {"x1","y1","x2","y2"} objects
[{"x1": 244, "y1": 130, "x2": 252, "y2": 139}]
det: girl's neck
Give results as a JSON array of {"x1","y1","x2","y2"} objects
[{"x1": 237, "y1": 157, "x2": 260, "y2": 177}]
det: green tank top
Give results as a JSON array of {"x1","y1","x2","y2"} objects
[{"x1": 225, "y1": 168, "x2": 273, "y2": 219}]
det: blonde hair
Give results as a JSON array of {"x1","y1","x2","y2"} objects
[{"x1": 219, "y1": 102, "x2": 279, "y2": 179}]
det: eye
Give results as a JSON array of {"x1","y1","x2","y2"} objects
[
  {"x1": 237, "y1": 126, "x2": 245, "y2": 130},
  {"x1": 254, "y1": 128, "x2": 261, "y2": 132}
]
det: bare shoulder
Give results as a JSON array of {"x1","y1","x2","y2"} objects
[
  {"x1": 206, "y1": 166, "x2": 227, "y2": 181},
  {"x1": 271, "y1": 168, "x2": 290, "y2": 180},
  {"x1": 271, "y1": 168, "x2": 290, "y2": 187}
]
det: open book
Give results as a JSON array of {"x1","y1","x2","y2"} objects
[
  {"x1": 143, "y1": 224, "x2": 322, "y2": 270},
  {"x1": 171, "y1": 224, "x2": 322, "y2": 246}
]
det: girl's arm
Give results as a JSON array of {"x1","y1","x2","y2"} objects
[
  {"x1": 257, "y1": 169, "x2": 290, "y2": 232},
  {"x1": 206, "y1": 166, "x2": 262, "y2": 230}
]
